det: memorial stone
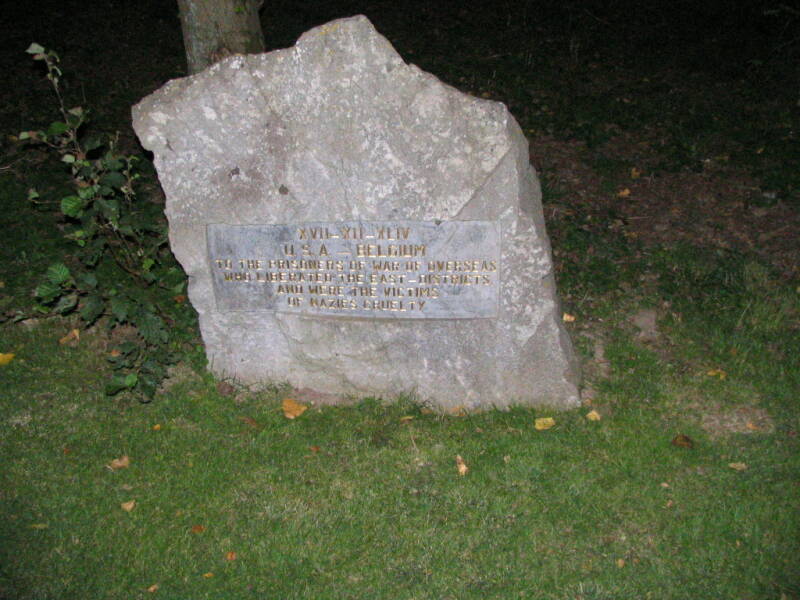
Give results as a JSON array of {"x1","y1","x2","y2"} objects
[{"x1": 132, "y1": 15, "x2": 580, "y2": 411}]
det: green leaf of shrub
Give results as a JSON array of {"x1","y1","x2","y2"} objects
[
  {"x1": 80, "y1": 133, "x2": 104, "y2": 152},
  {"x1": 35, "y1": 281, "x2": 61, "y2": 303},
  {"x1": 53, "y1": 294, "x2": 78, "y2": 314},
  {"x1": 136, "y1": 310, "x2": 167, "y2": 344},
  {"x1": 47, "y1": 121, "x2": 69, "y2": 136},
  {"x1": 103, "y1": 157, "x2": 123, "y2": 171},
  {"x1": 100, "y1": 171, "x2": 126, "y2": 189},
  {"x1": 78, "y1": 185, "x2": 98, "y2": 200},
  {"x1": 78, "y1": 272, "x2": 97, "y2": 289},
  {"x1": 60, "y1": 195, "x2": 83, "y2": 218},
  {"x1": 110, "y1": 297, "x2": 130, "y2": 322},
  {"x1": 138, "y1": 375, "x2": 158, "y2": 399},
  {"x1": 79, "y1": 294, "x2": 104, "y2": 324},
  {"x1": 105, "y1": 374, "x2": 130, "y2": 396},
  {"x1": 46, "y1": 263, "x2": 71, "y2": 285}
]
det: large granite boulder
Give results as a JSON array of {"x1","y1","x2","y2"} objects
[{"x1": 132, "y1": 15, "x2": 580, "y2": 411}]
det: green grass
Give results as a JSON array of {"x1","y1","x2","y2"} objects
[{"x1": 1, "y1": 294, "x2": 799, "y2": 599}]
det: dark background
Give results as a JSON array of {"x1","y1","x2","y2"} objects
[{"x1": 2, "y1": 0, "x2": 797, "y2": 134}]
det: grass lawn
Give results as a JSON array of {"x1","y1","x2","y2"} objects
[
  {"x1": 1, "y1": 305, "x2": 798, "y2": 599},
  {"x1": 1, "y1": 1, "x2": 799, "y2": 598}
]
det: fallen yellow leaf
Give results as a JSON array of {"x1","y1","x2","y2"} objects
[
  {"x1": 147, "y1": 584, "x2": 159, "y2": 593},
  {"x1": 225, "y1": 551, "x2": 237, "y2": 561},
  {"x1": 585, "y1": 410, "x2": 601, "y2": 421},
  {"x1": 30, "y1": 523, "x2": 48, "y2": 529},
  {"x1": 59, "y1": 328, "x2": 80, "y2": 345},
  {"x1": 152, "y1": 423, "x2": 162, "y2": 431},
  {"x1": 706, "y1": 368, "x2": 727, "y2": 380},
  {"x1": 455, "y1": 455, "x2": 468, "y2": 476},
  {"x1": 239, "y1": 416, "x2": 262, "y2": 430},
  {"x1": 616, "y1": 558, "x2": 626, "y2": 568},
  {"x1": 671, "y1": 434, "x2": 694, "y2": 449},
  {"x1": 745, "y1": 422, "x2": 760, "y2": 431},
  {"x1": 203, "y1": 572, "x2": 214, "y2": 579},
  {"x1": 108, "y1": 455, "x2": 130, "y2": 470},
  {"x1": 728, "y1": 462, "x2": 748, "y2": 471},
  {"x1": 282, "y1": 398, "x2": 308, "y2": 419},
  {"x1": 121, "y1": 500, "x2": 136, "y2": 512},
  {"x1": 399, "y1": 415, "x2": 415, "y2": 423},
  {"x1": 562, "y1": 313, "x2": 576, "y2": 323},
  {"x1": 191, "y1": 524, "x2": 206, "y2": 534},
  {"x1": 534, "y1": 417, "x2": 555, "y2": 431},
  {"x1": 0, "y1": 353, "x2": 15, "y2": 366},
  {"x1": 630, "y1": 167, "x2": 642, "y2": 179},
  {"x1": 617, "y1": 188, "x2": 631, "y2": 198}
]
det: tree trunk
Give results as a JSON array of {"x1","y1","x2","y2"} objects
[{"x1": 177, "y1": 0, "x2": 265, "y2": 75}]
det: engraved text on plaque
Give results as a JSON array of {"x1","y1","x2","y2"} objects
[{"x1": 206, "y1": 221, "x2": 500, "y2": 318}]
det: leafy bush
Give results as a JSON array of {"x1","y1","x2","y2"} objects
[{"x1": 21, "y1": 44, "x2": 191, "y2": 400}]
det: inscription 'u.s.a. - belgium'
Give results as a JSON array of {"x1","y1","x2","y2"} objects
[{"x1": 206, "y1": 221, "x2": 501, "y2": 319}]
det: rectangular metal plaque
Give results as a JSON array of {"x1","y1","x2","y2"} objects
[{"x1": 206, "y1": 221, "x2": 500, "y2": 319}]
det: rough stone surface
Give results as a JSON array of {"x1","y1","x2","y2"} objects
[{"x1": 132, "y1": 15, "x2": 580, "y2": 411}]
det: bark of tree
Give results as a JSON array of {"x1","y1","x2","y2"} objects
[{"x1": 177, "y1": 0, "x2": 265, "y2": 75}]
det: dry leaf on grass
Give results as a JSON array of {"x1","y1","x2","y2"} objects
[
  {"x1": 191, "y1": 524, "x2": 205, "y2": 533},
  {"x1": 728, "y1": 462, "x2": 748, "y2": 471},
  {"x1": 216, "y1": 381, "x2": 236, "y2": 396},
  {"x1": 58, "y1": 328, "x2": 80, "y2": 346},
  {"x1": 0, "y1": 353, "x2": 15, "y2": 366},
  {"x1": 239, "y1": 416, "x2": 262, "y2": 430},
  {"x1": 562, "y1": 312, "x2": 576, "y2": 323},
  {"x1": 585, "y1": 410, "x2": 601, "y2": 421},
  {"x1": 121, "y1": 500, "x2": 136, "y2": 512},
  {"x1": 617, "y1": 188, "x2": 631, "y2": 198},
  {"x1": 225, "y1": 551, "x2": 237, "y2": 561},
  {"x1": 30, "y1": 523, "x2": 48, "y2": 529},
  {"x1": 108, "y1": 455, "x2": 130, "y2": 470},
  {"x1": 535, "y1": 417, "x2": 555, "y2": 431},
  {"x1": 616, "y1": 558, "x2": 626, "y2": 568},
  {"x1": 455, "y1": 455, "x2": 468, "y2": 476},
  {"x1": 152, "y1": 423, "x2": 161, "y2": 431},
  {"x1": 671, "y1": 434, "x2": 694, "y2": 449},
  {"x1": 147, "y1": 584, "x2": 159, "y2": 593},
  {"x1": 282, "y1": 398, "x2": 308, "y2": 419},
  {"x1": 203, "y1": 572, "x2": 214, "y2": 578},
  {"x1": 706, "y1": 368, "x2": 727, "y2": 380}
]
